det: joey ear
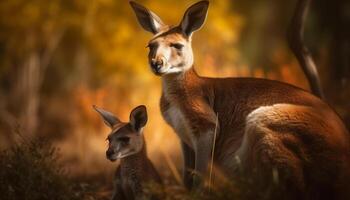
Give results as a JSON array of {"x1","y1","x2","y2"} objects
[
  {"x1": 93, "y1": 105, "x2": 121, "y2": 129},
  {"x1": 130, "y1": 1, "x2": 165, "y2": 34},
  {"x1": 180, "y1": 0, "x2": 209, "y2": 37},
  {"x1": 129, "y1": 105, "x2": 148, "y2": 132}
]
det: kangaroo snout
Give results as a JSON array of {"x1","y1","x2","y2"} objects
[
  {"x1": 106, "y1": 148, "x2": 115, "y2": 160},
  {"x1": 150, "y1": 58, "x2": 165, "y2": 74}
]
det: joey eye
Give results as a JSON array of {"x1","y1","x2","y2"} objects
[
  {"x1": 118, "y1": 137, "x2": 130, "y2": 145},
  {"x1": 171, "y1": 43, "x2": 184, "y2": 50}
]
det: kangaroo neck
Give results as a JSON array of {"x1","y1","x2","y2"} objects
[
  {"x1": 120, "y1": 138, "x2": 147, "y2": 166},
  {"x1": 161, "y1": 67, "x2": 201, "y2": 98}
]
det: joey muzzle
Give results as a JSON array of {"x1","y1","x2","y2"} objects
[{"x1": 106, "y1": 148, "x2": 117, "y2": 161}]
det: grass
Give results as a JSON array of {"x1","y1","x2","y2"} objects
[
  {"x1": 0, "y1": 133, "x2": 83, "y2": 200},
  {"x1": 0, "y1": 131, "x2": 289, "y2": 200},
  {"x1": 209, "y1": 112, "x2": 219, "y2": 191},
  {"x1": 144, "y1": 177, "x2": 263, "y2": 200}
]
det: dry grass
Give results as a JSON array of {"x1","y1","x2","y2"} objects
[
  {"x1": 0, "y1": 131, "x2": 297, "y2": 200},
  {"x1": 209, "y1": 113, "x2": 219, "y2": 191},
  {"x1": 0, "y1": 133, "x2": 104, "y2": 200}
]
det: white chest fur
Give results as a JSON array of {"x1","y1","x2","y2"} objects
[{"x1": 163, "y1": 105, "x2": 194, "y2": 148}]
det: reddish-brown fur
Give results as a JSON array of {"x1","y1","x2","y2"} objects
[
  {"x1": 160, "y1": 68, "x2": 350, "y2": 199},
  {"x1": 130, "y1": 1, "x2": 350, "y2": 198}
]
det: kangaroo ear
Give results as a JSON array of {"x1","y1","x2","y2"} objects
[
  {"x1": 130, "y1": 1, "x2": 165, "y2": 34},
  {"x1": 93, "y1": 105, "x2": 121, "y2": 129},
  {"x1": 180, "y1": 1, "x2": 209, "y2": 37},
  {"x1": 129, "y1": 105, "x2": 148, "y2": 132}
]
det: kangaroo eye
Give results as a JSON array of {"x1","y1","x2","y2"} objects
[
  {"x1": 171, "y1": 43, "x2": 184, "y2": 50},
  {"x1": 146, "y1": 43, "x2": 157, "y2": 50},
  {"x1": 118, "y1": 137, "x2": 130, "y2": 145}
]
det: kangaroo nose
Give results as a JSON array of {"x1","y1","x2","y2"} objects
[
  {"x1": 106, "y1": 149, "x2": 114, "y2": 158},
  {"x1": 151, "y1": 58, "x2": 163, "y2": 72}
]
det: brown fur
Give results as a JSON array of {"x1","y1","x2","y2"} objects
[
  {"x1": 113, "y1": 134, "x2": 162, "y2": 200},
  {"x1": 160, "y1": 68, "x2": 350, "y2": 199},
  {"x1": 94, "y1": 106, "x2": 162, "y2": 200},
  {"x1": 130, "y1": 1, "x2": 350, "y2": 198}
]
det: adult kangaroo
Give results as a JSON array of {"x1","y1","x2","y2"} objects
[{"x1": 130, "y1": 0, "x2": 350, "y2": 198}]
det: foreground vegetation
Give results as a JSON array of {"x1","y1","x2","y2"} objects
[
  {"x1": 0, "y1": 134, "x2": 103, "y2": 200},
  {"x1": 0, "y1": 134, "x2": 293, "y2": 200}
]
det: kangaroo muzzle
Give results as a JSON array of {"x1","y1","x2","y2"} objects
[
  {"x1": 150, "y1": 57, "x2": 165, "y2": 75},
  {"x1": 106, "y1": 148, "x2": 115, "y2": 160}
]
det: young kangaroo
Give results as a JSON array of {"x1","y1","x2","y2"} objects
[
  {"x1": 94, "y1": 105, "x2": 162, "y2": 200},
  {"x1": 130, "y1": 0, "x2": 350, "y2": 198}
]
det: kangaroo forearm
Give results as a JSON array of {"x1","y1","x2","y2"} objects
[
  {"x1": 131, "y1": 182, "x2": 144, "y2": 200},
  {"x1": 193, "y1": 130, "x2": 216, "y2": 188},
  {"x1": 111, "y1": 182, "x2": 124, "y2": 200},
  {"x1": 183, "y1": 169, "x2": 194, "y2": 190},
  {"x1": 191, "y1": 111, "x2": 219, "y2": 174},
  {"x1": 181, "y1": 142, "x2": 195, "y2": 189},
  {"x1": 111, "y1": 192, "x2": 123, "y2": 200}
]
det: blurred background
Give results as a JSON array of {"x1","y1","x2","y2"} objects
[{"x1": 0, "y1": 0, "x2": 349, "y2": 192}]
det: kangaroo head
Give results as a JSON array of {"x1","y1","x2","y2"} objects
[
  {"x1": 93, "y1": 105, "x2": 148, "y2": 161},
  {"x1": 130, "y1": 1, "x2": 209, "y2": 76}
]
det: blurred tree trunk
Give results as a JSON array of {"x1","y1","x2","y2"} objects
[
  {"x1": 75, "y1": 47, "x2": 91, "y2": 84},
  {"x1": 312, "y1": 0, "x2": 350, "y2": 129},
  {"x1": 13, "y1": 30, "x2": 64, "y2": 137},
  {"x1": 16, "y1": 50, "x2": 40, "y2": 137}
]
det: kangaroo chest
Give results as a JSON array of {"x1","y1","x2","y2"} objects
[
  {"x1": 162, "y1": 103, "x2": 195, "y2": 148},
  {"x1": 120, "y1": 179, "x2": 135, "y2": 200},
  {"x1": 161, "y1": 74, "x2": 202, "y2": 149},
  {"x1": 118, "y1": 159, "x2": 145, "y2": 199}
]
